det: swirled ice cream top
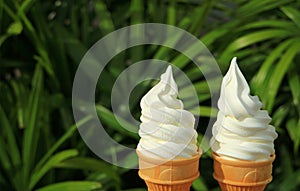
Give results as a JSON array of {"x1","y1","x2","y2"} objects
[
  {"x1": 137, "y1": 66, "x2": 198, "y2": 159},
  {"x1": 210, "y1": 57, "x2": 278, "y2": 161}
]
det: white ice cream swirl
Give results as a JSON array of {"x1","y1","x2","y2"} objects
[
  {"x1": 137, "y1": 66, "x2": 198, "y2": 159},
  {"x1": 210, "y1": 57, "x2": 278, "y2": 161}
]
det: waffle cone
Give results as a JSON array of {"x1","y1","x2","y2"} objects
[
  {"x1": 137, "y1": 149, "x2": 201, "y2": 191},
  {"x1": 212, "y1": 152, "x2": 275, "y2": 191}
]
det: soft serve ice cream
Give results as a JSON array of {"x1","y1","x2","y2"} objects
[
  {"x1": 137, "y1": 66, "x2": 198, "y2": 159},
  {"x1": 210, "y1": 57, "x2": 277, "y2": 161}
]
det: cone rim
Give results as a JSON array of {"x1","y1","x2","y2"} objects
[
  {"x1": 212, "y1": 152, "x2": 275, "y2": 167},
  {"x1": 136, "y1": 148, "x2": 202, "y2": 165}
]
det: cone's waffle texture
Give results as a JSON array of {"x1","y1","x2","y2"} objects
[
  {"x1": 212, "y1": 152, "x2": 275, "y2": 191},
  {"x1": 137, "y1": 149, "x2": 201, "y2": 191}
]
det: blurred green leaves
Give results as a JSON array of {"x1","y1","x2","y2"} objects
[
  {"x1": 36, "y1": 181, "x2": 102, "y2": 191},
  {"x1": 30, "y1": 149, "x2": 79, "y2": 190},
  {"x1": 0, "y1": 21, "x2": 22, "y2": 45}
]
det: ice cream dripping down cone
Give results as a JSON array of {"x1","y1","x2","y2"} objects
[
  {"x1": 137, "y1": 149, "x2": 201, "y2": 191},
  {"x1": 212, "y1": 152, "x2": 275, "y2": 191}
]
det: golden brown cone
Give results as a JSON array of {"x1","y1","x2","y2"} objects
[
  {"x1": 212, "y1": 152, "x2": 275, "y2": 191},
  {"x1": 137, "y1": 149, "x2": 201, "y2": 191}
]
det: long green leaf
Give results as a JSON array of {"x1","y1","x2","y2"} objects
[
  {"x1": 30, "y1": 149, "x2": 79, "y2": 190},
  {"x1": 22, "y1": 64, "x2": 43, "y2": 186},
  {"x1": 0, "y1": 136, "x2": 11, "y2": 177},
  {"x1": 33, "y1": 116, "x2": 92, "y2": 175},
  {"x1": 201, "y1": 21, "x2": 237, "y2": 46},
  {"x1": 238, "y1": 20, "x2": 296, "y2": 31},
  {"x1": 54, "y1": 157, "x2": 120, "y2": 183},
  {"x1": 10, "y1": 80, "x2": 27, "y2": 128},
  {"x1": 35, "y1": 51, "x2": 55, "y2": 77},
  {"x1": 281, "y1": 6, "x2": 300, "y2": 29},
  {"x1": 286, "y1": 119, "x2": 300, "y2": 154},
  {"x1": 266, "y1": 39, "x2": 300, "y2": 111},
  {"x1": 0, "y1": 104, "x2": 23, "y2": 191},
  {"x1": 251, "y1": 39, "x2": 294, "y2": 99},
  {"x1": 220, "y1": 29, "x2": 293, "y2": 63},
  {"x1": 0, "y1": 105, "x2": 21, "y2": 167},
  {"x1": 30, "y1": 2, "x2": 51, "y2": 39},
  {"x1": 2, "y1": 2, "x2": 19, "y2": 21},
  {"x1": 17, "y1": 9, "x2": 34, "y2": 35},
  {"x1": 272, "y1": 105, "x2": 289, "y2": 133},
  {"x1": 96, "y1": 105, "x2": 139, "y2": 139},
  {"x1": 16, "y1": 0, "x2": 54, "y2": 76},
  {"x1": 238, "y1": 0, "x2": 290, "y2": 18},
  {"x1": 18, "y1": 0, "x2": 35, "y2": 13},
  {"x1": 288, "y1": 67, "x2": 300, "y2": 108},
  {"x1": 224, "y1": 29, "x2": 292, "y2": 54},
  {"x1": 36, "y1": 181, "x2": 101, "y2": 191},
  {"x1": 153, "y1": 4, "x2": 220, "y2": 63},
  {"x1": 188, "y1": 0, "x2": 215, "y2": 34}
]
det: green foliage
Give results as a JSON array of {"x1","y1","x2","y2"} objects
[
  {"x1": 1, "y1": 0, "x2": 300, "y2": 190},
  {"x1": 36, "y1": 181, "x2": 102, "y2": 191}
]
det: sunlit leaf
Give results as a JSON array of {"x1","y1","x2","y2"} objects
[
  {"x1": 192, "y1": 176, "x2": 208, "y2": 191},
  {"x1": 6, "y1": 21, "x2": 23, "y2": 35}
]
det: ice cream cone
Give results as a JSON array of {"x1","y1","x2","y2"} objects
[
  {"x1": 212, "y1": 152, "x2": 275, "y2": 191},
  {"x1": 137, "y1": 149, "x2": 201, "y2": 191}
]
